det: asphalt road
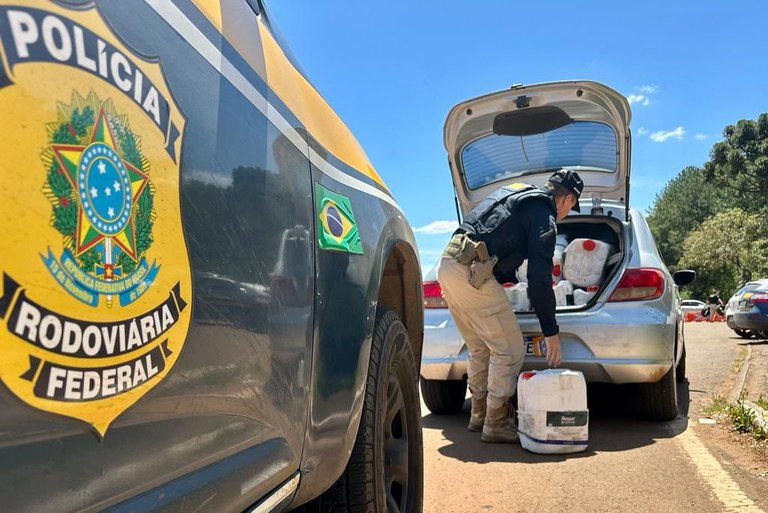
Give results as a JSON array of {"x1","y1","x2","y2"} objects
[{"x1": 421, "y1": 322, "x2": 768, "y2": 513}]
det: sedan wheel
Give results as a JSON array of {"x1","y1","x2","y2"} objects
[
  {"x1": 733, "y1": 329, "x2": 753, "y2": 339},
  {"x1": 636, "y1": 365, "x2": 678, "y2": 421},
  {"x1": 420, "y1": 378, "x2": 467, "y2": 414},
  {"x1": 676, "y1": 344, "x2": 686, "y2": 383}
]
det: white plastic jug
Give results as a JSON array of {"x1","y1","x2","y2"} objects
[
  {"x1": 553, "y1": 280, "x2": 573, "y2": 307},
  {"x1": 573, "y1": 286, "x2": 600, "y2": 305},
  {"x1": 505, "y1": 282, "x2": 530, "y2": 311},
  {"x1": 562, "y1": 238, "x2": 616, "y2": 288},
  {"x1": 552, "y1": 249, "x2": 564, "y2": 285},
  {"x1": 515, "y1": 259, "x2": 528, "y2": 283},
  {"x1": 552, "y1": 234, "x2": 568, "y2": 285},
  {"x1": 555, "y1": 233, "x2": 569, "y2": 253},
  {"x1": 517, "y1": 369, "x2": 589, "y2": 454},
  {"x1": 516, "y1": 255, "x2": 565, "y2": 285}
]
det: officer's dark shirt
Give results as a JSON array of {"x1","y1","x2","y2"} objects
[{"x1": 457, "y1": 187, "x2": 559, "y2": 336}]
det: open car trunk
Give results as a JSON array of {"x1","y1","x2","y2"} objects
[
  {"x1": 444, "y1": 81, "x2": 632, "y2": 221},
  {"x1": 507, "y1": 212, "x2": 625, "y2": 312}
]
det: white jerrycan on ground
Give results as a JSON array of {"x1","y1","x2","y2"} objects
[{"x1": 517, "y1": 369, "x2": 589, "y2": 454}]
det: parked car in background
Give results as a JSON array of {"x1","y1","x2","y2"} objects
[
  {"x1": 725, "y1": 279, "x2": 768, "y2": 338},
  {"x1": 680, "y1": 299, "x2": 707, "y2": 321},
  {"x1": 421, "y1": 80, "x2": 695, "y2": 422},
  {"x1": 727, "y1": 282, "x2": 768, "y2": 339},
  {"x1": 0, "y1": 1, "x2": 424, "y2": 511}
]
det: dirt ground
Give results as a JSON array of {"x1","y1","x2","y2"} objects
[
  {"x1": 696, "y1": 328, "x2": 768, "y2": 483},
  {"x1": 741, "y1": 334, "x2": 768, "y2": 403}
]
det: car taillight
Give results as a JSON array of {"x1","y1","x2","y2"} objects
[
  {"x1": 751, "y1": 293, "x2": 768, "y2": 303},
  {"x1": 609, "y1": 268, "x2": 665, "y2": 302},
  {"x1": 423, "y1": 281, "x2": 448, "y2": 308}
]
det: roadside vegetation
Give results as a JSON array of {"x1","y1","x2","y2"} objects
[
  {"x1": 646, "y1": 113, "x2": 768, "y2": 299},
  {"x1": 704, "y1": 393, "x2": 766, "y2": 440}
]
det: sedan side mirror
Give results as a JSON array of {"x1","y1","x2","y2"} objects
[{"x1": 673, "y1": 269, "x2": 696, "y2": 287}]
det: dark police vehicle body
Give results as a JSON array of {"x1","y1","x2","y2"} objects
[{"x1": 0, "y1": 1, "x2": 423, "y2": 511}]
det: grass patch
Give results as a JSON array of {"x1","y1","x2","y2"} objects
[
  {"x1": 730, "y1": 347, "x2": 747, "y2": 374},
  {"x1": 703, "y1": 394, "x2": 729, "y2": 415},
  {"x1": 756, "y1": 395, "x2": 768, "y2": 410},
  {"x1": 727, "y1": 392, "x2": 765, "y2": 440},
  {"x1": 729, "y1": 400, "x2": 757, "y2": 433},
  {"x1": 703, "y1": 394, "x2": 765, "y2": 440}
]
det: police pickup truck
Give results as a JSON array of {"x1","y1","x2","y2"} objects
[{"x1": 0, "y1": 1, "x2": 423, "y2": 511}]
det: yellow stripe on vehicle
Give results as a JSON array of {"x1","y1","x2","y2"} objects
[
  {"x1": 256, "y1": 17, "x2": 387, "y2": 190},
  {"x1": 146, "y1": 0, "x2": 401, "y2": 212},
  {"x1": 190, "y1": 0, "x2": 223, "y2": 31}
]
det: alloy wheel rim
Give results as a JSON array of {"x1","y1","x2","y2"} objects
[{"x1": 384, "y1": 368, "x2": 410, "y2": 512}]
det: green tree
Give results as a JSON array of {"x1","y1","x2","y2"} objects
[
  {"x1": 678, "y1": 208, "x2": 768, "y2": 298},
  {"x1": 703, "y1": 113, "x2": 768, "y2": 213},
  {"x1": 646, "y1": 166, "x2": 728, "y2": 267}
]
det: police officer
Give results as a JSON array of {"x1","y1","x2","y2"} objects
[{"x1": 436, "y1": 169, "x2": 583, "y2": 443}]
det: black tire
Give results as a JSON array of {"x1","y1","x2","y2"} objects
[
  {"x1": 299, "y1": 309, "x2": 423, "y2": 513},
  {"x1": 733, "y1": 328, "x2": 753, "y2": 339},
  {"x1": 420, "y1": 378, "x2": 467, "y2": 414},
  {"x1": 637, "y1": 364, "x2": 678, "y2": 421},
  {"x1": 756, "y1": 330, "x2": 768, "y2": 339},
  {"x1": 676, "y1": 344, "x2": 686, "y2": 383}
]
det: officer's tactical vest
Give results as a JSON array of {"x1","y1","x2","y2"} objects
[{"x1": 458, "y1": 183, "x2": 554, "y2": 259}]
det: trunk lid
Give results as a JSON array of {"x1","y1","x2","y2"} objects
[{"x1": 443, "y1": 81, "x2": 632, "y2": 218}]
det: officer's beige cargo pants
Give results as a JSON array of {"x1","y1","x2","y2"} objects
[{"x1": 436, "y1": 257, "x2": 525, "y2": 408}]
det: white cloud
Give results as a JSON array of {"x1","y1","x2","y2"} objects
[
  {"x1": 695, "y1": 133, "x2": 707, "y2": 140},
  {"x1": 627, "y1": 94, "x2": 650, "y2": 107},
  {"x1": 627, "y1": 85, "x2": 658, "y2": 107},
  {"x1": 637, "y1": 127, "x2": 649, "y2": 136},
  {"x1": 649, "y1": 126, "x2": 685, "y2": 142},
  {"x1": 413, "y1": 220, "x2": 458, "y2": 234}
]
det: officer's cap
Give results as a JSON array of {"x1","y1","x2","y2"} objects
[{"x1": 548, "y1": 169, "x2": 584, "y2": 213}]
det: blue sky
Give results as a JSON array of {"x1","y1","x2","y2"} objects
[{"x1": 267, "y1": 0, "x2": 768, "y2": 273}]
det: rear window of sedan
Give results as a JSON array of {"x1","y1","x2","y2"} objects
[
  {"x1": 736, "y1": 282, "x2": 768, "y2": 296},
  {"x1": 461, "y1": 121, "x2": 617, "y2": 190}
]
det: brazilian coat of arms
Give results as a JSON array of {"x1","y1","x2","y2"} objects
[{"x1": 43, "y1": 92, "x2": 158, "y2": 308}]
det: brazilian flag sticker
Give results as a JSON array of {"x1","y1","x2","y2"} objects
[{"x1": 315, "y1": 184, "x2": 363, "y2": 254}]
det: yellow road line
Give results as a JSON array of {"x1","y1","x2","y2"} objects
[{"x1": 678, "y1": 427, "x2": 764, "y2": 512}]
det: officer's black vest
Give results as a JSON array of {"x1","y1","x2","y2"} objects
[{"x1": 458, "y1": 183, "x2": 554, "y2": 259}]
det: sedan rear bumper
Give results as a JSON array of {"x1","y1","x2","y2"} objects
[
  {"x1": 422, "y1": 301, "x2": 677, "y2": 385},
  {"x1": 731, "y1": 312, "x2": 768, "y2": 331},
  {"x1": 422, "y1": 349, "x2": 671, "y2": 383}
]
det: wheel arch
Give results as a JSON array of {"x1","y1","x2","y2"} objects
[
  {"x1": 376, "y1": 240, "x2": 424, "y2": 364},
  {"x1": 291, "y1": 216, "x2": 423, "y2": 508}
]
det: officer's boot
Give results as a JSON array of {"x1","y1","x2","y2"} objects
[
  {"x1": 467, "y1": 390, "x2": 487, "y2": 432},
  {"x1": 481, "y1": 397, "x2": 519, "y2": 444}
]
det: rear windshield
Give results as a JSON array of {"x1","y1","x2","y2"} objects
[
  {"x1": 461, "y1": 121, "x2": 618, "y2": 190},
  {"x1": 737, "y1": 282, "x2": 767, "y2": 295}
]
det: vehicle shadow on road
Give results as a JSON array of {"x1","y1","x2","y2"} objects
[
  {"x1": 422, "y1": 381, "x2": 690, "y2": 463},
  {"x1": 729, "y1": 333, "x2": 768, "y2": 342}
]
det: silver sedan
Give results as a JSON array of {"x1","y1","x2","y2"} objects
[{"x1": 422, "y1": 81, "x2": 695, "y2": 421}]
